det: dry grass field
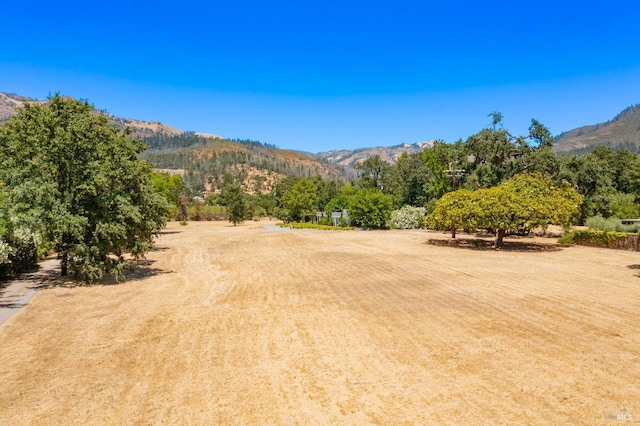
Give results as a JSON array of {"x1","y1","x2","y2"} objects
[{"x1": 1, "y1": 220, "x2": 639, "y2": 425}]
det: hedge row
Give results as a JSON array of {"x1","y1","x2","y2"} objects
[{"x1": 559, "y1": 230, "x2": 640, "y2": 251}]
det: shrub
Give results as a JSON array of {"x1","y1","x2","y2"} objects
[
  {"x1": 557, "y1": 232, "x2": 576, "y2": 245},
  {"x1": 560, "y1": 230, "x2": 629, "y2": 246},
  {"x1": 0, "y1": 240, "x2": 12, "y2": 276},
  {"x1": 0, "y1": 240, "x2": 11, "y2": 264},
  {"x1": 586, "y1": 215, "x2": 640, "y2": 233},
  {"x1": 585, "y1": 215, "x2": 619, "y2": 232},
  {"x1": 0, "y1": 227, "x2": 40, "y2": 277},
  {"x1": 389, "y1": 205, "x2": 427, "y2": 229},
  {"x1": 348, "y1": 189, "x2": 393, "y2": 229},
  {"x1": 9, "y1": 227, "x2": 39, "y2": 272}
]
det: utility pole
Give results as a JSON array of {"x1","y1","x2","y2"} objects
[{"x1": 445, "y1": 161, "x2": 465, "y2": 238}]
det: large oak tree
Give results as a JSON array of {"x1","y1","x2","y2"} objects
[
  {"x1": 427, "y1": 173, "x2": 583, "y2": 246},
  {"x1": 0, "y1": 94, "x2": 169, "y2": 281}
]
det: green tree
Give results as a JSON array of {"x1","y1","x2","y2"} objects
[
  {"x1": 608, "y1": 192, "x2": 640, "y2": 218},
  {"x1": 463, "y1": 116, "x2": 558, "y2": 189},
  {"x1": 464, "y1": 127, "x2": 520, "y2": 188},
  {"x1": 0, "y1": 184, "x2": 12, "y2": 277},
  {"x1": 427, "y1": 174, "x2": 583, "y2": 246},
  {"x1": 386, "y1": 152, "x2": 432, "y2": 208},
  {"x1": 324, "y1": 184, "x2": 354, "y2": 218},
  {"x1": 0, "y1": 94, "x2": 169, "y2": 281},
  {"x1": 325, "y1": 194, "x2": 351, "y2": 216},
  {"x1": 355, "y1": 155, "x2": 391, "y2": 190},
  {"x1": 349, "y1": 189, "x2": 393, "y2": 229},
  {"x1": 421, "y1": 140, "x2": 473, "y2": 202},
  {"x1": 528, "y1": 119, "x2": 553, "y2": 149},
  {"x1": 311, "y1": 175, "x2": 342, "y2": 211},
  {"x1": 0, "y1": 183, "x2": 10, "y2": 239},
  {"x1": 557, "y1": 147, "x2": 616, "y2": 220},
  {"x1": 272, "y1": 176, "x2": 301, "y2": 212},
  {"x1": 283, "y1": 178, "x2": 318, "y2": 221},
  {"x1": 221, "y1": 182, "x2": 247, "y2": 226},
  {"x1": 151, "y1": 172, "x2": 190, "y2": 218}
]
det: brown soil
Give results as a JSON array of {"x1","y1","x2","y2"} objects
[{"x1": 1, "y1": 221, "x2": 638, "y2": 425}]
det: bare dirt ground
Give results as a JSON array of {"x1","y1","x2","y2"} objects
[{"x1": 0, "y1": 221, "x2": 638, "y2": 425}]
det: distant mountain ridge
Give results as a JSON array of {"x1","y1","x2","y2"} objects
[
  {"x1": 139, "y1": 133, "x2": 351, "y2": 194},
  {"x1": 0, "y1": 92, "x2": 347, "y2": 193},
  {"x1": 7, "y1": 91, "x2": 640, "y2": 182},
  {"x1": 1, "y1": 92, "x2": 436, "y2": 175},
  {"x1": 554, "y1": 104, "x2": 640, "y2": 153},
  {"x1": 317, "y1": 141, "x2": 434, "y2": 168},
  {"x1": 0, "y1": 93, "x2": 46, "y2": 121},
  {"x1": 0, "y1": 92, "x2": 217, "y2": 139}
]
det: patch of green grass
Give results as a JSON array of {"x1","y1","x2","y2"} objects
[{"x1": 557, "y1": 232, "x2": 575, "y2": 244}]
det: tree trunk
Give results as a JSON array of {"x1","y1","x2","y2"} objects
[
  {"x1": 494, "y1": 229, "x2": 506, "y2": 247},
  {"x1": 451, "y1": 226, "x2": 456, "y2": 239},
  {"x1": 61, "y1": 251, "x2": 68, "y2": 276}
]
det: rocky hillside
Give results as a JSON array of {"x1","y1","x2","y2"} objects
[
  {"x1": 0, "y1": 92, "x2": 208, "y2": 139},
  {"x1": 317, "y1": 141, "x2": 434, "y2": 168},
  {"x1": 0, "y1": 93, "x2": 46, "y2": 120},
  {"x1": 554, "y1": 104, "x2": 640, "y2": 153}
]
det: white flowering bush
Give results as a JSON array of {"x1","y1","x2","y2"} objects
[
  {"x1": 12, "y1": 227, "x2": 41, "y2": 248},
  {"x1": 7, "y1": 227, "x2": 40, "y2": 272},
  {"x1": 0, "y1": 240, "x2": 12, "y2": 278},
  {"x1": 0, "y1": 240, "x2": 12, "y2": 264},
  {"x1": 389, "y1": 205, "x2": 427, "y2": 229}
]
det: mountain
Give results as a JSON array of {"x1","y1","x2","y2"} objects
[
  {"x1": 1, "y1": 92, "x2": 348, "y2": 194},
  {"x1": 0, "y1": 93, "x2": 46, "y2": 120},
  {"x1": 317, "y1": 141, "x2": 434, "y2": 168},
  {"x1": 139, "y1": 133, "x2": 350, "y2": 194},
  {"x1": 0, "y1": 92, "x2": 204, "y2": 139},
  {"x1": 554, "y1": 104, "x2": 640, "y2": 153}
]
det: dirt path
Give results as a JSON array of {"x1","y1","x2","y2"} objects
[
  {"x1": 0, "y1": 221, "x2": 638, "y2": 424},
  {"x1": 0, "y1": 259, "x2": 60, "y2": 326}
]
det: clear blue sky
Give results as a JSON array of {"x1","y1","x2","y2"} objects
[{"x1": 2, "y1": 0, "x2": 639, "y2": 153}]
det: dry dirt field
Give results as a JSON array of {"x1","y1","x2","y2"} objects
[{"x1": 1, "y1": 220, "x2": 639, "y2": 425}]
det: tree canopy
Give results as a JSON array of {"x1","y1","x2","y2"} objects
[
  {"x1": 283, "y1": 178, "x2": 318, "y2": 221},
  {"x1": 355, "y1": 155, "x2": 391, "y2": 190},
  {"x1": 0, "y1": 94, "x2": 169, "y2": 281},
  {"x1": 348, "y1": 188, "x2": 393, "y2": 229},
  {"x1": 427, "y1": 173, "x2": 583, "y2": 246},
  {"x1": 221, "y1": 182, "x2": 248, "y2": 226}
]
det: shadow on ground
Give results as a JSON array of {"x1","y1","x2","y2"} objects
[
  {"x1": 0, "y1": 262, "x2": 60, "y2": 311},
  {"x1": 159, "y1": 230, "x2": 182, "y2": 235},
  {"x1": 628, "y1": 265, "x2": 640, "y2": 278},
  {"x1": 0, "y1": 266, "x2": 60, "y2": 293},
  {"x1": 426, "y1": 238, "x2": 564, "y2": 252},
  {"x1": 50, "y1": 259, "x2": 173, "y2": 288}
]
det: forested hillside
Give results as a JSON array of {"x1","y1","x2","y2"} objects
[
  {"x1": 554, "y1": 104, "x2": 640, "y2": 154},
  {"x1": 139, "y1": 133, "x2": 351, "y2": 195},
  {"x1": 2, "y1": 92, "x2": 351, "y2": 195}
]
